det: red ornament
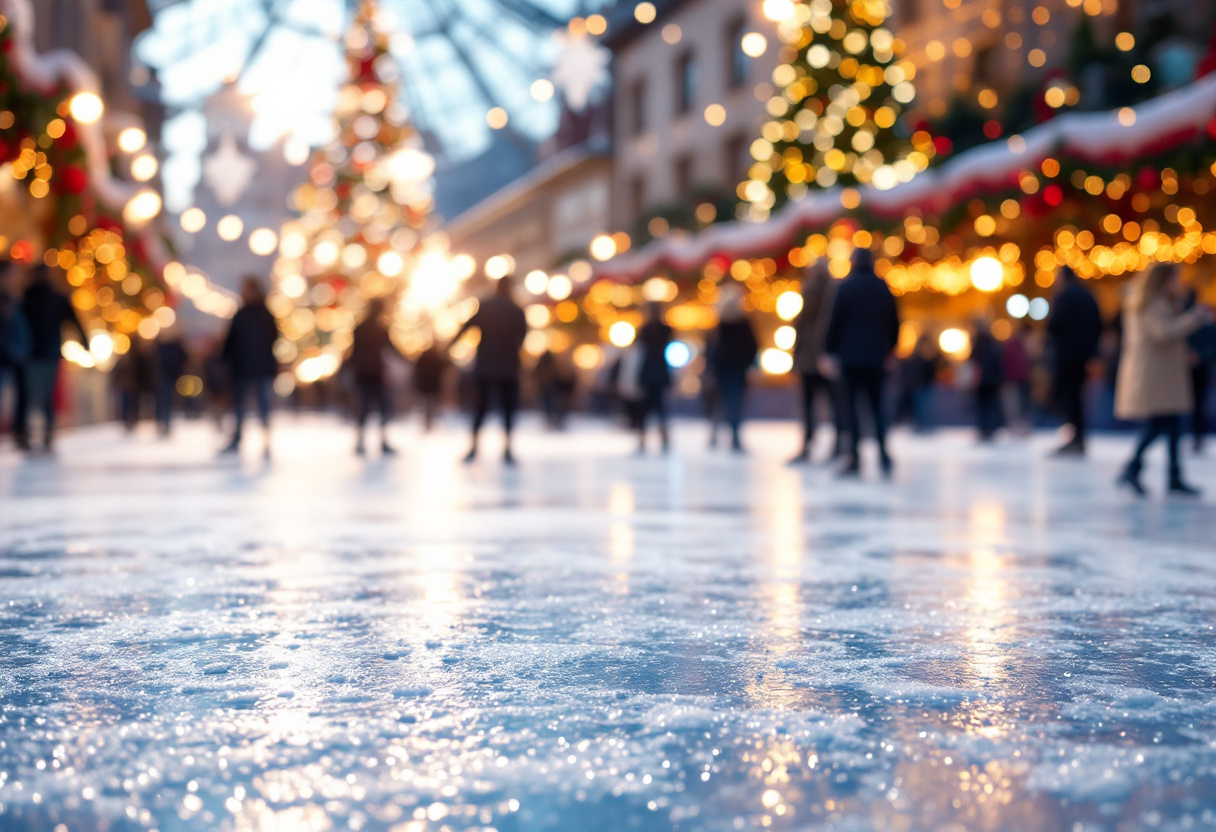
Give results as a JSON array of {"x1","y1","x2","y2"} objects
[
  {"x1": 933, "y1": 136, "x2": 953, "y2": 156},
  {"x1": 1136, "y1": 166, "x2": 1159, "y2": 191},
  {"x1": 983, "y1": 120, "x2": 1003, "y2": 140},
  {"x1": 1044, "y1": 184, "x2": 1064, "y2": 207},
  {"x1": 58, "y1": 121, "x2": 78, "y2": 150},
  {"x1": 60, "y1": 166, "x2": 87, "y2": 195}
]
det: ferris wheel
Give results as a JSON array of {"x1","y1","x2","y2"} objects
[{"x1": 135, "y1": 0, "x2": 611, "y2": 166}]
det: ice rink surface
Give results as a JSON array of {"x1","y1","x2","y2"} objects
[{"x1": 1, "y1": 415, "x2": 1215, "y2": 832}]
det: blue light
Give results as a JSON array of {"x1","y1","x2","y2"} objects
[
  {"x1": 665, "y1": 341, "x2": 692, "y2": 368},
  {"x1": 1006, "y1": 294, "x2": 1030, "y2": 319}
]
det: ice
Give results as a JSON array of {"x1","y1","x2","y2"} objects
[{"x1": 1, "y1": 415, "x2": 1216, "y2": 831}]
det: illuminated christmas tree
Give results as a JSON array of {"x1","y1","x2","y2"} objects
[
  {"x1": 271, "y1": 1, "x2": 435, "y2": 383},
  {"x1": 740, "y1": 0, "x2": 934, "y2": 220}
]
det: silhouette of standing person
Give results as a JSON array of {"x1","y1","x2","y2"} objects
[
  {"x1": 20, "y1": 264, "x2": 87, "y2": 451},
  {"x1": 349, "y1": 297, "x2": 398, "y2": 456},
  {"x1": 1115, "y1": 264, "x2": 1213, "y2": 496},
  {"x1": 412, "y1": 342, "x2": 448, "y2": 432},
  {"x1": 708, "y1": 287, "x2": 758, "y2": 453},
  {"x1": 0, "y1": 262, "x2": 33, "y2": 449},
  {"x1": 221, "y1": 276, "x2": 279, "y2": 458},
  {"x1": 635, "y1": 302, "x2": 673, "y2": 454},
  {"x1": 1046, "y1": 265, "x2": 1102, "y2": 456},
  {"x1": 823, "y1": 248, "x2": 900, "y2": 478},
  {"x1": 451, "y1": 276, "x2": 528, "y2": 465},
  {"x1": 790, "y1": 260, "x2": 842, "y2": 463}
]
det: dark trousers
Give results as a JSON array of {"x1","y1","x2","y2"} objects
[
  {"x1": 23, "y1": 359, "x2": 58, "y2": 441},
  {"x1": 842, "y1": 366, "x2": 888, "y2": 461},
  {"x1": 356, "y1": 377, "x2": 390, "y2": 428},
  {"x1": 1192, "y1": 363, "x2": 1210, "y2": 446},
  {"x1": 798, "y1": 371, "x2": 843, "y2": 450},
  {"x1": 0, "y1": 359, "x2": 26, "y2": 440},
  {"x1": 1129, "y1": 415, "x2": 1182, "y2": 476},
  {"x1": 717, "y1": 371, "x2": 747, "y2": 435},
  {"x1": 471, "y1": 377, "x2": 518, "y2": 437},
  {"x1": 232, "y1": 377, "x2": 272, "y2": 439},
  {"x1": 638, "y1": 384, "x2": 668, "y2": 432},
  {"x1": 1053, "y1": 360, "x2": 1088, "y2": 446},
  {"x1": 976, "y1": 384, "x2": 1002, "y2": 439},
  {"x1": 156, "y1": 378, "x2": 175, "y2": 434}
]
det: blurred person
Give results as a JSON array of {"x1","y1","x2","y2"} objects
[
  {"x1": 1115, "y1": 264, "x2": 1213, "y2": 496},
  {"x1": 1184, "y1": 288, "x2": 1216, "y2": 452},
  {"x1": 412, "y1": 341, "x2": 448, "y2": 432},
  {"x1": 898, "y1": 334, "x2": 939, "y2": 433},
  {"x1": 349, "y1": 297, "x2": 398, "y2": 456},
  {"x1": 824, "y1": 248, "x2": 900, "y2": 478},
  {"x1": 709, "y1": 286, "x2": 758, "y2": 453},
  {"x1": 700, "y1": 352, "x2": 723, "y2": 448},
  {"x1": 20, "y1": 264, "x2": 87, "y2": 451},
  {"x1": 115, "y1": 340, "x2": 155, "y2": 431},
  {"x1": 450, "y1": 276, "x2": 528, "y2": 465},
  {"x1": 155, "y1": 328, "x2": 188, "y2": 436},
  {"x1": 0, "y1": 262, "x2": 32, "y2": 448},
  {"x1": 970, "y1": 319, "x2": 1004, "y2": 442},
  {"x1": 635, "y1": 302, "x2": 673, "y2": 454},
  {"x1": 1046, "y1": 265, "x2": 1102, "y2": 456},
  {"x1": 1001, "y1": 322, "x2": 1033, "y2": 435},
  {"x1": 534, "y1": 349, "x2": 574, "y2": 430},
  {"x1": 790, "y1": 260, "x2": 844, "y2": 463},
  {"x1": 220, "y1": 276, "x2": 279, "y2": 457}
]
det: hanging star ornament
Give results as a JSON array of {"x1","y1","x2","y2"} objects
[
  {"x1": 203, "y1": 131, "x2": 257, "y2": 207},
  {"x1": 550, "y1": 30, "x2": 609, "y2": 112}
]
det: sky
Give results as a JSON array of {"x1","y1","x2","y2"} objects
[{"x1": 135, "y1": 0, "x2": 595, "y2": 213}]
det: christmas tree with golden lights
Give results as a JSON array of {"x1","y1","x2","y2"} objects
[
  {"x1": 741, "y1": 0, "x2": 934, "y2": 220},
  {"x1": 271, "y1": 1, "x2": 435, "y2": 383}
]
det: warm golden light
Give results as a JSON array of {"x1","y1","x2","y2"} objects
[{"x1": 69, "y1": 92, "x2": 104, "y2": 124}]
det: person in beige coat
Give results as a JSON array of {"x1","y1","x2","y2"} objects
[{"x1": 1115, "y1": 263, "x2": 1214, "y2": 496}]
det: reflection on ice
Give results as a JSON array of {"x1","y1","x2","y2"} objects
[{"x1": 2, "y1": 419, "x2": 1216, "y2": 831}]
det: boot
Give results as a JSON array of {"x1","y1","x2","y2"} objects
[
  {"x1": 660, "y1": 426, "x2": 670, "y2": 454},
  {"x1": 837, "y1": 456, "x2": 861, "y2": 478},
  {"x1": 355, "y1": 432, "x2": 366, "y2": 456},
  {"x1": 462, "y1": 446, "x2": 477, "y2": 464},
  {"x1": 1117, "y1": 460, "x2": 1146, "y2": 497},
  {"x1": 220, "y1": 436, "x2": 240, "y2": 455},
  {"x1": 879, "y1": 450, "x2": 894, "y2": 479},
  {"x1": 1168, "y1": 468, "x2": 1201, "y2": 497},
  {"x1": 381, "y1": 440, "x2": 396, "y2": 456},
  {"x1": 503, "y1": 447, "x2": 516, "y2": 466}
]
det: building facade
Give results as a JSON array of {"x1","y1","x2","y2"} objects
[{"x1": 605, "y1": 0, "x2": 780, "y2": 234}]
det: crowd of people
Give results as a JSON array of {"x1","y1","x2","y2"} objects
[{"x1": 1, "y1": 252, "x2": 1214, "y2": 495}]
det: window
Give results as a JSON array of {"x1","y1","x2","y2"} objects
[
  {"x1": 675, "y1": 155, "x2": 693, "y2": 196},
  {"x1": 726, "y1": 134, "x2": 750, "y2": 183},
  {"x1": 727, "y1": 17, "x2": 749, "y2": 88},
  {"x1": 630, "y1": 176, "x2": 646, "y2": 219},
  {"x1": 631, "y1": 79, "x2": 647, "y2": 135},
  {"x1": 677, "y1": 52, "x2": 697, "y2": 115}
]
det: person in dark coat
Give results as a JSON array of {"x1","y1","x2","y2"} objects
[
  {"x1": 1001, "y1": 322, "x2": 1033, "y2": 434},
  {"x1": 1184, "y1": 288, "x2": 1216, "y2": 452},
  {"x1": 412, "y1": 342, "x2": 448, "y2": 432},
  {"x1": 450, "y1": 276, "x2": 528, "y2": 464},
  {"x1": 349, "y1": 296, "x2": 398, "y2": 456},
  {"x1": 709, "y1": 287, "x2": 758, "y2": 452},
  {"x1": 221, "y1": 276, "x2": 279, "y2": 456},
  {"x1": 898, "y1": 334, "x2": 939, "y2": 433},
  {"x1": 970, "y1": 320, "x2": 1004, "y2": 442},
  {"x1": 635, "y1": 302, "x2": 673, "y2": 454},
  {"x1": 155, "y1": 330, "x2": 188, "y2": 436},
  {"x1": 824, "y1": 248, "x2": 900, "y2": 477},
  {"x1": 115, "y1": 339, "x2": 155, "y2": 431},
  {"x1": 0, "y1": 262, "x2": 33, "y2": 449},
  {"x1": 790, "y1": 260, "x2": 845, "y2": 462},
  {"x1": 1046, "y1": 265, "x2": 1102, "y2": 456},
  {"x1": 21, "y1": 264, "x2": 87, "y2": 451}
]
